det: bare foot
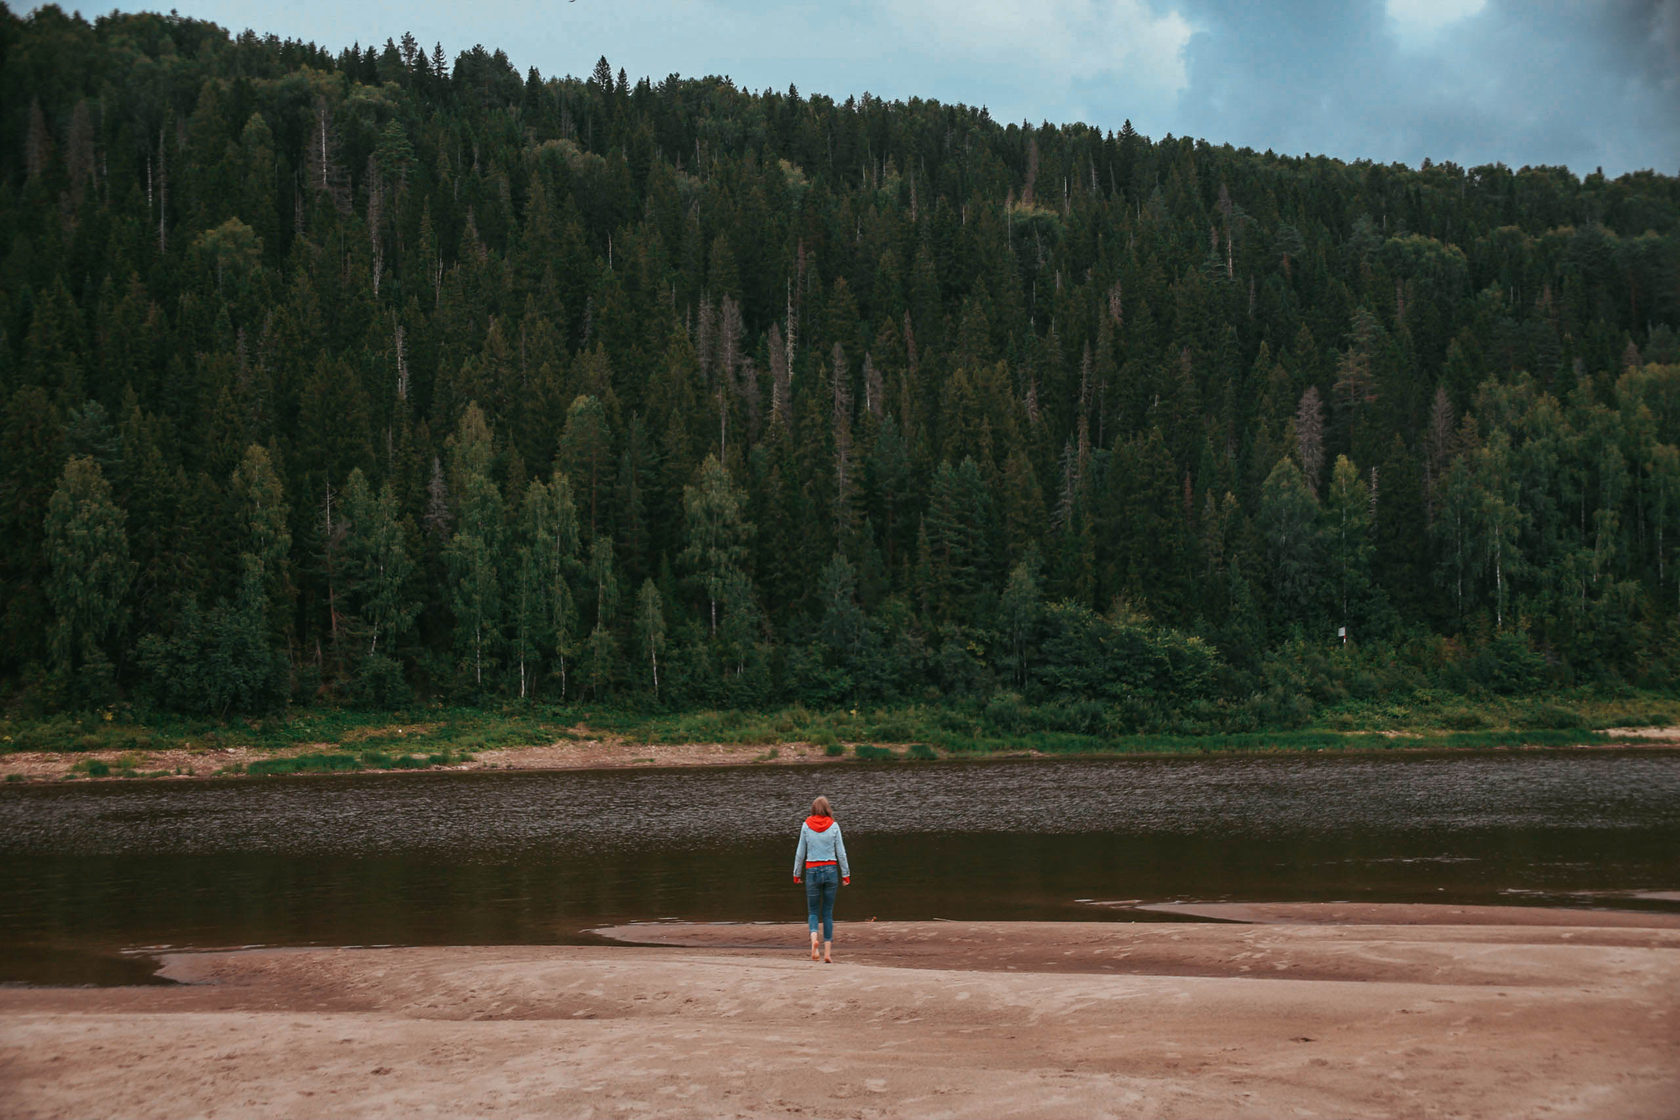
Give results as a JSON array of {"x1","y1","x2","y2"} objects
[{"x1": 823, "y1": 956, "x2": 833, "y2": 964}]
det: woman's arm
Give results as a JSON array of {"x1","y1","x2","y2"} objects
[
  {"x1": 793, "y1": 826, "x2": 807, "y2": 879},
  {"x1": 835, "y1": 825, "x2": 850, "y2": 881}
]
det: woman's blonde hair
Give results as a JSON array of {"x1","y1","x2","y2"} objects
[{"x1": 811, "y1": 795, "x2": 832, "y2": 816}]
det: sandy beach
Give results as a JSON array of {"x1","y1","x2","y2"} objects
[{"x1": 3, "y1": 905, "x2": 1678, "y2": 1118}]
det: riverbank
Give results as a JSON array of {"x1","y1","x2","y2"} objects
[
  {"x1": 2, "y1": 907, "x2": 1677, "y2": 1118},
  {"x1": 0, "y1": 733, "x2": 849, "y2": 782},
  {"x1": 2, "y1": 722, "x2": 1678, "y2": 783}
]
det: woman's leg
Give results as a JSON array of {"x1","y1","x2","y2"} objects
[
  {"x1": 805, "y1": 874, "x2": 822, "y2": 959},
  {"x1": 820, "y1": 868, "x2": 837, "y2": 960}
]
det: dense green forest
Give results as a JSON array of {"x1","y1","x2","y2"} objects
[{"x1": 3, "y1": 5, "x2": 1678, "y2": 732}]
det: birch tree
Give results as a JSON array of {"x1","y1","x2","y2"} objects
[
  {"x1": 340, "y1": 467, "x2": 417, "y2": 658},
  {"x1": 635, "y1": 578, "x2": 666, "y2": 698}
]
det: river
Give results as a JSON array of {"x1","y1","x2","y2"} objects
[{"x1": 3, "y1": 750, "x2": 1677, "y2": 984}]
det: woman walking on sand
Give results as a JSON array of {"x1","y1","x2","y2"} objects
[{"x1": 793, "y1": 796, "x2": 851, "y2": 963}]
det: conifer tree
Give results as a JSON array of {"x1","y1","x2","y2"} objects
[
  {"x1": 230, "y1": 443, "x2": 294, "y2": 650},
  {"x1": 817, "y1": 552, "x2": 865, "y2": 668},
  {"x1": 681, "y1": 455, "x2": 751, "y2": 638},
  {"x1": 445, "y1": 404, "x2": 504, "y2": 691},
  {"x1": 45, "y1": 457, "x2": 132, "y2": 702},
  {"x1": 560, "y1": 394, "x2": 614, "y2": 542},
  {"x1": 1259, "y1": 457, "x2": 1323, "y2": 633},
  {"x1": 540, "y1": 470, "x2": 583, "y2": 698},
  {"x1": 0, "y1": 386, "x2": 64, "y2": 673}
]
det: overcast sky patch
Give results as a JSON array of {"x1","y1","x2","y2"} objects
[{"x1": 43, "y1": 0, "x2": 1680, "y2": 175}]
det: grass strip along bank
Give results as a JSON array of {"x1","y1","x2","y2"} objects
[{"x1": 240, "y1": 748, "x2": 475, "y2": 776}]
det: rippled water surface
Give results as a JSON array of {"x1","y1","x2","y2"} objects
[{"x1": 3, "y1": 751, "x2": 1677, "y2": 982}]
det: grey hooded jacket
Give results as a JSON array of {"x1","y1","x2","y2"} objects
[{"x1": 793, "y1": 820, "x2": 850, "y2": 878}]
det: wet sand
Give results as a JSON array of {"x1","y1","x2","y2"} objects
[{"x1": 3, "y1": 906, "x2": 1678, "y2": 1118}]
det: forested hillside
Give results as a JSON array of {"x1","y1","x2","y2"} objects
[{"x1": 3, "y1": 5, "x2": 1678, "y2": 727}]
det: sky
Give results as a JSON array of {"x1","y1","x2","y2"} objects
[{"x1": 44, "y1": 0, "x2": 1680, "y2": 175}]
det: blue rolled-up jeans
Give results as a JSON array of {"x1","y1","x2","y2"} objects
[{"x1": 804, "y1": 864, "x2": 839, "y2": 939}]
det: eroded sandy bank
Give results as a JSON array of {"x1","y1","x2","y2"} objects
[{"x1": 5, "y1": 726, "x2": 1679, "y2": 784}]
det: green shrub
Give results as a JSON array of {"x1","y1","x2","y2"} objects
[
  {"x1": 908, "y1": 742, "x2": 937, "y2": 760},
  {"x1": 1437, "y1": 707, "x2": 1490, "y2": 730},
  {"x1": 929, "y1": 731, "x2": 985, "y2": 754},
  {"x1": 1521, "y1": 704, "x2": 1585, "y2": 730},
  {"x1": 1251, "y1": 688, "x2": 1314, "y2": 729},
  {"x1": 824, "y1": 743, "x2": 845, "y2": 757},
  {"x1": 1475, "y1": 632, "x2": 1550, "y2": 694},
  {"x1": 1438, "y1": 729, "x2": 1600, "y2": 750},
  {"x1": 865, "y1": 718, "x2": 914, "y2": 740},
  {"x1": 136, "y1": 595, "x2": 291, "y2": 716},
  {"x1": 353, "y1": 654, "x2": 413, "y2": 708},
  {"x1": 983, "y1": 693, "x2": 1027, "y2": 732},
  {"x1": 854, "y1": 743, "x2": 896, "y2": 761},
  {"x1": 4, "y1": 718, "x2": 91, "y2": 752}
]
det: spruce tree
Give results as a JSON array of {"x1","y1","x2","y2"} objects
[
  {"x1": 1258, "y1": 457, "x2": 1324, "y2": 635},
  {"x1": 445, "y1": 404, "x2": 505, "y2": 692},
  {"x1": 681, "y1": 455, "x2": 751, "y2": 638},
  {"x1": 44, "y1": 456, "x2": 132, "y2": 703}
]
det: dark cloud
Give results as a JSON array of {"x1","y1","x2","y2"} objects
[{"x1": 1172, "y1": 0, "x2": 1680, "y2": 174}]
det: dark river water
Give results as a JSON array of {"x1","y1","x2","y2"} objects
[{"x1": 3, "y1": 751, "x2": 1678, "y2": 984}]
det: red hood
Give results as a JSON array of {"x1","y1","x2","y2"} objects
[{"x1": 805, "y1": 815, "x2": 834, "y2": 832}]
